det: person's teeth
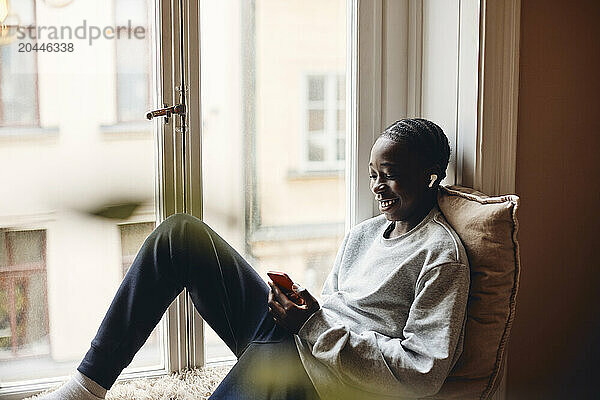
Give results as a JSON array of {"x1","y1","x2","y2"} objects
[{"x1": 380, "y1": 198, "x2": 398, "y2": 207}]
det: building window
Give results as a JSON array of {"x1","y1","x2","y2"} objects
[
  {"x1": 119, "y1": 222, "x2": 155, "y2": 276},
  {"x1": 114, "y1": 0, "x2": 151, "y2": 123},
  {"x1": 303, "y1": 74, "x2": 345, "y2": 171},
  {"x1": 0, "y1": 229, "x2": 49, "y2": 359},
  {"x1": 118, "y1": 221, "x2": 160, "y2": 359},
  {"x1": 0, "y1": 0, "x2": 39, "y2": 127}
]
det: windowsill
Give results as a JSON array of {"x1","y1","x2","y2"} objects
[
  {"x1": 286, "y1": 169, "x2": 344, "y2": 181},
  {"x1": 0, "y1": 126, "x2": 59, "y2": 141},
  {"x1": 206, "y1": 357, "x2": 237, "y2": 367},
  {"x1": 100, "y1": 121, "x2": 153, "y2": 140}
]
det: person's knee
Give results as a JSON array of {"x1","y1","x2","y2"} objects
[
  {"x1": 156, "y1": 213, "x2": 216, "y2": 248},
  {"x1": 159, "y1": 213, "x2": 205, "y2": 232},
  {"x1": 155, "y1": 214, "x2": 224, "y2": 282},
  {"x1": 165, "y1": 212, "x2": 197, "y2": 225},
  {"x1": 150, "y1": 214, "x2": 209, "y2": 269}
]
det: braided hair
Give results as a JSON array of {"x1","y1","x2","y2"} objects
[{"x1": 379, "y1": 118, "x2": 451, "y2": 184}]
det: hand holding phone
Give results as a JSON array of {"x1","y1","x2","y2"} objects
[
  {"x1": 267, "y1": 271, "x2": 304, "y2": 305},
  {"x1": 267, "y1": 271, "x2": 320, "y2": 333}
]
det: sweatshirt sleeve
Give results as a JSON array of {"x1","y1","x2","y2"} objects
[{"x1": 297, "y1": 262, "x2": 469, "y2": 398}]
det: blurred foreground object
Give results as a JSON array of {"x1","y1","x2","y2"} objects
[{"x1": 89, "y1": 202, "x2": 141, "y2": 220}]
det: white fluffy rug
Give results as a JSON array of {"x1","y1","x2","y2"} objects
[{"x1": 27, "y1": 366, "x2": 231, "y2": 400}]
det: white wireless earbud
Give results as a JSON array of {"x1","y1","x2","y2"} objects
[{"x1": 428, "y1": 174, "x2": 438, "y2": 188}]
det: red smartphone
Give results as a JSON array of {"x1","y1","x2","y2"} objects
[{"x1": 267, "y1": 271, "x2": 304, "y2": 305}]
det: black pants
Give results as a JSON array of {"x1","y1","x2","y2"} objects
[{"x1": 77, "y1": 214, "x2": 320, "y2": 400}]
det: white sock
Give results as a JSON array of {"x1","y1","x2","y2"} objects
[{"x1": 37, "y1": 371, "x2": 107, "y2": 400}]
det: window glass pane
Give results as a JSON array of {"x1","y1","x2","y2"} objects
[
  {"x1": 116, "y1": 60, "x2": 149, "y2": 122},
  {"x1": 337, "y1": 74, "x2": 345, "y2": 101},
  {"x1": 21, "y1": 273, "x2": 48, "y2": 350},
  {"x1": 308, "y1": 76, "x2": 325, "y2": 101},
  {"x1": 200, "y1": 0, "x2": 347, "y2": 361},
  {"x1": 0, "y1": 45, "x2": 37, "y2": 126},
  {"x1": 0, "y1": 275, "x2": 49, "y2": 361},
  {"x1": 119, "y1": 222, "x2": 155, "y2": 274},
  {"x1": 116, "y1": 0, "x2": 150, "y2": 122},
  {"x1": 0, "y1": 232, "x2": 6, "y2": 265},
  {"x1": 337, "y1": 108, "x2": 345, "y2": 131},
  {"x1": 7, "y1": 230, "x2": 44, "y2": 265},
  {"x1": 0, "y1": 0, "x2": 37, "y2": 127},
  {"x1": 304, "y1": 74, "x2": 346, "y2": 169},
  {"x1": 119, "y1": 222, "x2": 154, "y2": 259},
  {"x1": 308, "y1": 140, "x2": 325, "y2": 162},
  {"x1": 336, "y1": 137, "x2": 345, "y2": 161},
  {"x1": 0, "y1": 0, "x2": 161, "y2": 383},
  {"x1": 308, "y1": 109, "x2": 324, "y2": 132}
]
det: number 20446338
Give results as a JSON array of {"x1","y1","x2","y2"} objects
[{"x1": 18, "y1": 42, "x2": 74, "y2": 53}]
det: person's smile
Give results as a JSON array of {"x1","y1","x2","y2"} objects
[{"x1": 377, "y1": 197, "x2": 400, "y2": 211}]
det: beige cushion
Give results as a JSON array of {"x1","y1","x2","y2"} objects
[{"x1": 427, "y1": 185, "x2": 521, "y2": 399}]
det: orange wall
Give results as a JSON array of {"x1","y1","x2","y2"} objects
[{"x1": 508, "y1": 0, "x2": 600, "y2": 398}]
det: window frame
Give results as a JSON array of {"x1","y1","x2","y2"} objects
[{"x1": 0, "y1": 0, "x2": 519, "y2": 397}]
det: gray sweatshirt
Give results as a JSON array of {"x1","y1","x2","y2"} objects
[{"x1": 294, "y1": 206, "x2": 470, "y2": 399}]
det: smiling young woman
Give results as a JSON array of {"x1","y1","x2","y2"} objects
[
  {"x1": 369, "y1": 119, "x2": 450, "y2": 238},
  {"x1": 37, "y1": 118, "x2": 469, "y2": 400}
]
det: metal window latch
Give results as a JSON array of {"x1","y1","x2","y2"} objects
[{"x1": 146, "y1": 104, "x2": 186, "y2": 123}]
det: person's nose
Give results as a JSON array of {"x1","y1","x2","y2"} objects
[{"x1": 371, "y1": 178, "x2": 386, "y2": 195}]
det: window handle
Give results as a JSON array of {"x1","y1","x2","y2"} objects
[{"x1": 146, "y1": 104, "x2": 186, "y2": 123}]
